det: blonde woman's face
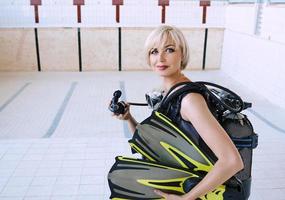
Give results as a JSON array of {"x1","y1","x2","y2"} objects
[{"x1": 149, "y1": 38, "x2": 182, "y2": 77}]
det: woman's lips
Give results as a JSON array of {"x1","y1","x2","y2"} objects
[{"x1": 156, "y1": 65, "x2": 168, "y2": 70}]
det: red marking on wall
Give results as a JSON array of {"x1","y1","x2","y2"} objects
[
  {"x1": 112, "y1": 0, "x2": 124, "y2": 23},
  {"x1": 30, "y1": 0, "x2": 41, "y2": 5},
  {"x1": 73, "y1": 0, "x2": 84, "y2": 4},
  {"x1": 159, "y1": 0, "x2": 169, "y2": 24},
  {"x1": 200, "y1": 0, "x2": 211, "y2": 24},
  {"x1": 30, "y1": 0, "x2": 42, "y2": 23},
  {"x1": 73, "y1": 0, "x2": 85, "y2": 23}
]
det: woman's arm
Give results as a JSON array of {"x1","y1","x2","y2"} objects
[
  {"x1": 126, "y1": 114, "x2": 138, "y2": 133},
  {"x1": 179, "y1": 93, "x2": 244, "y2": 200}
]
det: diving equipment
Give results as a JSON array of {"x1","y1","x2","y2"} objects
[
  {"x1": 129, "y1": 111, "x2": 214, "y2": 173},
  {"x1": 108, "y1": 156, "x2": 248, "y2": 200},
  {"x1": 108, "y1": 81, "x2": 258, "y2": 200}
]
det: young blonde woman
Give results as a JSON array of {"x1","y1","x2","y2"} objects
[{"x1": 113, "y1": 25, "x2": 244, "y2": 200}]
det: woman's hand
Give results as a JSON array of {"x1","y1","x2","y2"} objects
[
  {"x1": 112, "y1": 102, "x2": 132, "y2": 121},
  {"x1": 154, "y1": 190, "x2": 192, "y2": 200}
]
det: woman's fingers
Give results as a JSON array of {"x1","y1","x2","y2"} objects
[
  {"x1": 154, "y1": 190, "x2": 168, "y2": 198},
  {"x1": 113, "y1": 114, "x2": 125, "y2": 120},
  {"x1": 154, "y1": 190, "x2": 186, "y2": 200},
  {"x1": 110, "y1": 102, "x2": 131, "y2": 121}
]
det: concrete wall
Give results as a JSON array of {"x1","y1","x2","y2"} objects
[
  {"x1": 121, "y1": 28, "x2": 152, "y2": 71},
  {"x1": 0, "y1": 29, "x2": 37, "y2": 71},
  {"x1": 205, "y1": 28, "x2": 224, "y2": 70},
  {"x1": 121, "y1": 27, "x2": 224, "y2": 70},
  {"x1": 38, "y1": 28, "x2": 79, "y2": 71},
  {"x1": 0, "y1": 0, "x2": 226, "y2": 71},
  {"x1": 81, "y1": 28, "x2": 118, "y2": 71},
  {"x1": 0, "y1": 28, "x2": 224, "y2": 71},
  {"x1": 222, "y1": 4, "x2": 285, "y2": 108}
]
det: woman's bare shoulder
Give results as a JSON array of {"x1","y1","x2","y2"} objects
[{"x1": 181, "y1": 92, "x2": 206, "y2": 109}]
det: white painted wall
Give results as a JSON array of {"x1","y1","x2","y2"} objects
[
  {"x1": 262, "y1": 4, "x2": 285, "y2": 43},
  {"x1": 225, "y1": 4, "x2": 256, "y2": 34},
  {"x1": 222, "y1": 4, "x2": 285, "y2": 108}
]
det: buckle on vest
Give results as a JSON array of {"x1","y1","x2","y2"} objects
[{"x1": 231, "y1": 133, "x2": 258, "y2": 149}]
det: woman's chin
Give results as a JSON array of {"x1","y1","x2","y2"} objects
[{"x1": 157, "y1": 71, "x2": 171, "y2": 77}]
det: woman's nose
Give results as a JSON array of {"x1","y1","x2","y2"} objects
[{"x1": 158, "y1": 52, "x2": 166, "y2": 62}]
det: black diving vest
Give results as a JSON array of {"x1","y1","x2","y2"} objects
[
  {"x1": 156, "y1": 81, "x2": 258, "y2": 200},
  {"x1": 157, "y1": 85, "x2": 218, "y2": 163}
]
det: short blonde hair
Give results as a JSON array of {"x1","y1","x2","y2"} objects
[{"x1": 144, "y1": 25, "x2": 190, "y2": 70}]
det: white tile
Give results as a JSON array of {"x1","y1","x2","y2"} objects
[
  {"x1": 5, "y1": 148, "x2": 28, "y2": 154},
  {"x1": 81, "y1": 168, "x2": 104, "y2": 176},
  {"x1": 31, "y1": 177, "x2": 57, "y2": 186},
  {"x1": 1, "y1": 154, "x2": 23, "y2": 161},
  {"x1": 68, "y1": 143, "x2": 87, "y2": 148},
  {"x1": 63, "y1": 154, "x2": 85, "y2": 161},
  {"x1": 50, "y1": 196, "x2": 76, "y2": 200},
  {"x1": 17, "y1": 161, "x2": 41, "y2": 170},
  {"x1": 61, "y1": 161, "x2": 83, "y2": 168},
  {"x1": 83, "y1": 160, "x2": 105, "y2": 168},
  {"x1": 6, "y1": 177, "x2": 33, "y2": 187},
  {"x1": 65, "y1": 148, "x2": 85, "y2": 154},
  {"x1": 58, "y1": 168, "x2": 82, "y2": 176},
  {"x1": 24, "y1": 197, "x2": 50, "y2": 200},
  {"x1": 0, "y1": 169, "x2": 14, "y2": 177},
  {"x1": 25, "y1": 185, "x2": 53, "y2": 196},
  {"x1": 22, "y1": 154, "x2": 44, "y2": 161},
  {"x1": 43, "y1": 154, "x2": 64, "y2": 161},
  {"x1": 75, "y1": 195, "x2": 104, "y2": 200},
  {"x1": 35, "y1": 168, "x2": 60, "y2": 177},
  {"x1": 55, "y1": 176, "x2": 80, "y2": 185},
  {"x1": 0, "y1": 197, "x2": 23, "y2": 200},
  {"x1": 78, "y1": 185, "x2": 104, "y2": 195},
  {"x1": 26, "y1": 148, "x2": 48, "y2": 155},
  {"x1": 13, "y1": 168, "x2": 37, "y2": 177},
  {"x1": 1, "y1": 186, "x2": 28, "y2": 197},
  {"x1": 38, "y1": 160, "x2": 62, "y2": 169},
  {"x1": 258, "y1": 188, "x2": 285, "y2": 200},
  {"x1": 45, "y1": 148, "x2": 66, "y2": 154},
  {"x1": 52, "y1": 185, "x2": 78, "y2": 196},
  {"x1": 49, "y1": 144, "x2": 68, "y2": 149},
  {"x1": 80, "y1": 176, "x2": 104, "y2": 185},
  {"x1": 0, "y1": 177, "x2": 10, "y2": 187},
  {"x1": 0, "y1": 161, "x2": 19, "y2": 170},
  {"x1": 30, "y1": 143, "x2": 50, "y2": 149}
]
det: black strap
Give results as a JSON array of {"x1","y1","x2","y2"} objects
[
  {"x1": 159, "y1": 82, "x2": 204, "y2": 110},
  {"x1": 196, "y1": 81, "x2": 244, "y2": 113},
  {"x1": 158, "y1": 81, "x2": 257, "y2": 150},
  {"x1": 232, "y1": 133, "x2": 258, "y2": 149}
]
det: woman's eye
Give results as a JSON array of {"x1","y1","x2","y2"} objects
[
  {"x1": 150, "y1": 49, "x2": 158, "y2": 55},
  {"x1": 165, "y1": 48, "x2": 175, "y2": 53}
]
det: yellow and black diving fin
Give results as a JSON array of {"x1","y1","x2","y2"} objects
[
  {"x1": 129, "y1": 111, "x2": 214, "y2": 174},
  {"x1": 108, "y1": 156, "x2": 229, "y2": 200}
]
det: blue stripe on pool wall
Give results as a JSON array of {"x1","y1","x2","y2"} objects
[
  {"x1": 0, "y1": 83, "x2": 31, "y2": 112},
  {"x1": 119, "y1": 81, "x2": 132, "y2": 138},
  {"x1": 43, "y1": 82, "x2": 77, "y2": 138},
  {"x1": 248, "y1": 108, "x2": 285, "y2": 134}
]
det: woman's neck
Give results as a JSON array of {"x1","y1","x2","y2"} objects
[{"x1": 162, "y1": 72, "x2": 190, "y2": 92}]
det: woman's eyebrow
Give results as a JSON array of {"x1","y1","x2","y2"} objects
[{"x1": 164, "y1": 44, "x2": 175, "y2": 48}]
